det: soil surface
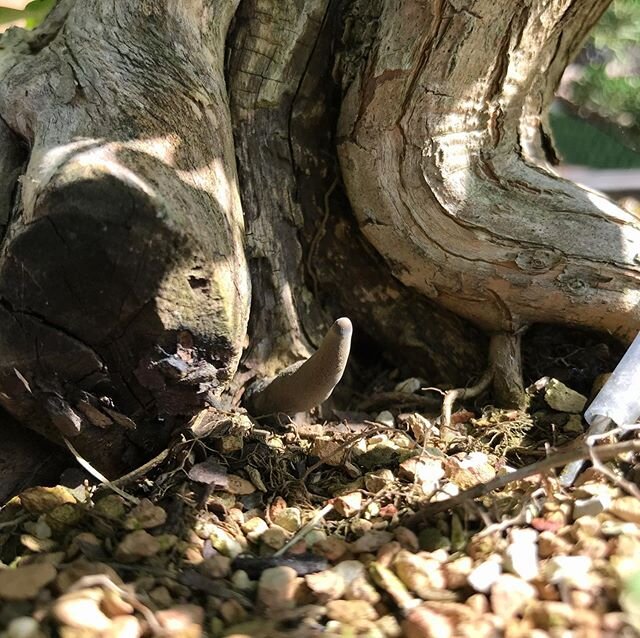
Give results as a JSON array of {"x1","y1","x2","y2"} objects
[{"x1": 1, "y1": 362, "x2": 640, "y2": 638}]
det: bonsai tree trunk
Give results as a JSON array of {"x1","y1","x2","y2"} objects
[{"x1": 0, "y1": 0, "x2": 636, "y2": 478}]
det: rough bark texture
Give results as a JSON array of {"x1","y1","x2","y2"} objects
[
  {"x1": 227, "y1": 0, "x2": 486, "y2": 395},
  {"x1": 0, "y1": 0, "x2": 635, "y2": 487},
  {"x1": 0, "y1": 0, "x2": 250, "y2": 474},
  {"x1": 338, "y1": 0, "x2": 639, "y2": 348},
  {"x1": 0, "y1": 413, "x2": 66, "y2": 503}
]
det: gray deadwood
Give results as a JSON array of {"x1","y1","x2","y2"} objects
[{"x1": 0, "y1": 0, "x2": 634, "y2": 481}]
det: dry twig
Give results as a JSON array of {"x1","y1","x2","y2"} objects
[
  {"x1": 302, "y1": 424, "x2": 388, "y2": 479},
  {"x1": 68, "y1": 574, "x2": 162, "y2": 634},
  {"x1": 586, "y1": 425, "x2": 640, "y2": 499},
  {"x1": 274, "y1": 503, "x2": 334, "y2": 557},
  {"x1": 63, "y1": 438, "x2": 139, "y2": 505},
  {"x1": 406, "y1": 438, "x2": 640, "y2": 527}
]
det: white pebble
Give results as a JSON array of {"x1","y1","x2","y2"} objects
[
  {"x1": 467, "y1": 558, "x2": 502, "y2": 593},
  {"x1": 7, "y1": 617, "x2": 41, "y2": 638},
  {"x1": 375, "y1": 411, "x2": 394, "y2": 427}
]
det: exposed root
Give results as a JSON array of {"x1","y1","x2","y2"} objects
[
  {"x1": 441, "y1": 369, "x2": 494, "y2": 429},
  {"x1": 489, "y1": 332, "x2": 527, "y2": 409},
  {"x1": 247, "y1": 318, "x2": 352, "y2": 416}
]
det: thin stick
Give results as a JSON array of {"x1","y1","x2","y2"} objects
[
  {"x1": 274, "y1": 503, "x2": 334, "y2": 557},
  {"x1": 474, "y1": 487, "x2": 545, "y2": 539},
  {"x1": 586, "y1": 427, "x2": 640, "y2": 499},
  {"x1": 558, "y1": 414, "x2": 612, "y2": 486},
  {"x1": 441, "y1": 369, "x2": 493, "y2": 429},
  {"x1": 63, "y1": 438, "x2": 139, "y2": 505},
  {"x1": 406, "y1": 438, "x2": 640, "y2": 527},
  {"x1": 108, "y1": 448, "x2": 170, "y2": 488}
]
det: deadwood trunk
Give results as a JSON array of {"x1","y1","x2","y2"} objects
[{"x1": 0, "y1": 0, "x2": 636, "y2": 480}]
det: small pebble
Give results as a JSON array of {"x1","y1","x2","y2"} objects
[
  {"x1": 231, "y1": 569, "x2": 255, "y2": 592},
  {"x1": 261, "y1": 526, "x2": 289, "y2": 550},
  {"x1": 115, "y1": 530, "x2": 161, "y2": 562},
  {"x1": 257, "y1": 566, "x2": 300, "y2": 610},
  {"x1": 53, "y1": 589, "x2": 111, "y2": 631},
  {"x1": 334, "y1": 492, "x2": 363, "y2": 517},
  {"x1": 0, "y1": 563, "x2": 57, "y2": 601},
  {"x1": 544, "y1": 555, "x2": 593, "y2": 587},
  {"x1": 393, "y1": 527, "x2": 419, "y2": 552},
  {"x1": 375, "y1": 411, "x2": 395, "y2": 427},
  {"x1": 443, "y1": 556, "x2": 473, "y2": 589},
  {"x1": 490, "y1": 574, "x2": 537, "y2": 619},
  {"x1": 544, "y1": 379, "x2": 587, "y2": 413},
  {"x1": 273, "y1": 507, "x2": 302, "y2": 532},
  {"x1": 573, "y1": 494, "x2": 610, "y2": 520},
  {"x1": 6, "y1": 617, "x2": 42, "y2": 638},
  {"x1": 394, "y1": 550, "x2": 446, "y2": 596},
  {"x1": 209, "y1": 525, "x2": 244, "y2": 558},
  {"x1": 538, "y1": 531, "x2": 573, "y2": 558},
  {"x1": 326, "y1": 599, "x2": 379, "y2": 627},
  {"x1": 149, "y1": 586, "x2": 173, "y2": 608},
  {"x1": 313, "y1": 536, "x2": 350, "y2": 561},
  {"x1": 156, "y1": 605, "x2": 204, "y2": 635},
  {"x1": 364, "y1": 469, "x2": 395, "y2": 492},
  {"x1": 124, "y1": 498, "x2": 167, "y2": 530},
  {"x1": 610, "y1": 496, "x2": 640, "y2": 525},
  {"x1": 351, "y1": 531, "x2": 394, "y2": 554},
  {"x1": 467, "y1": 558, "x2": 502, "y2": 593},
  {"x1": 305, "y1": 529, "x2": 327, "y2": 547},
  {"x1": 242, "y1": 517, "x2": 269, "y2": 543},
  {"x1": 504, "y1": 530, "x2": 539, "y2": 581}
]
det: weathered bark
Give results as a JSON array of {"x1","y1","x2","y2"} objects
[
  {"x1": 337, "y1": 0, "x2": 640, "y2": 403},
  {"x1": 228, "y1": 0, "x2": 487, "y2": 393},
  {"x1": 0, "y1": 0, "x2": 634, "y2": 487},
  {"x1": 0, "y1": 412, "x2": 66, "y2": 503},
  {"x1": 0, "y1": 0, "x2": 249, "y2": 474}
]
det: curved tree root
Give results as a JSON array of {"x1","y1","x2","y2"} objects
[
  {"x1": 441, "y1": 368, "x2": 494, "y2": 429},
  {"x1": 441, "y1": 331, "x2": 528, "y2": 424}
]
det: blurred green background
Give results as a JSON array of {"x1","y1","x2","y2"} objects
[{"x1": 551, "y1": 0, "x2": 640, "y2": 168}]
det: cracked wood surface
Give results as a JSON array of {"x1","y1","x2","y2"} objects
[
  {"x1": 0, "y1": 0, "x2": 250, "y2": 474},
  {"x1": 228, "y1": 0, "x2": 486, "y2": 392},
  {"x1": 338, "y1": 0, "x2": 640, "y2": 343}
]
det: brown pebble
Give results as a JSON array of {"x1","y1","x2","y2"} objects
[
  {"x1": 466, "y1": 593, "x2": 489, "y2": 614},
  {"x1": 198, "y1": 555, "x2": 231, "y2": 579},
  {"x1": 313, "y1": 536, "x2": 350, "y2": 561},
  {"x1": 0, "y1": 563, "x2": 57, "y2": 601},
  {"x1": 257, "y1": 567, "x2": 300, "y2": 610},
  {"x1": 115, "y1": 530, "x2": 161, "y2": 562}
]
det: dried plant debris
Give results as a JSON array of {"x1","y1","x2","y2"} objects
[{"x1": 1, "y1": 375, "x2": 640, "y2": 637}]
